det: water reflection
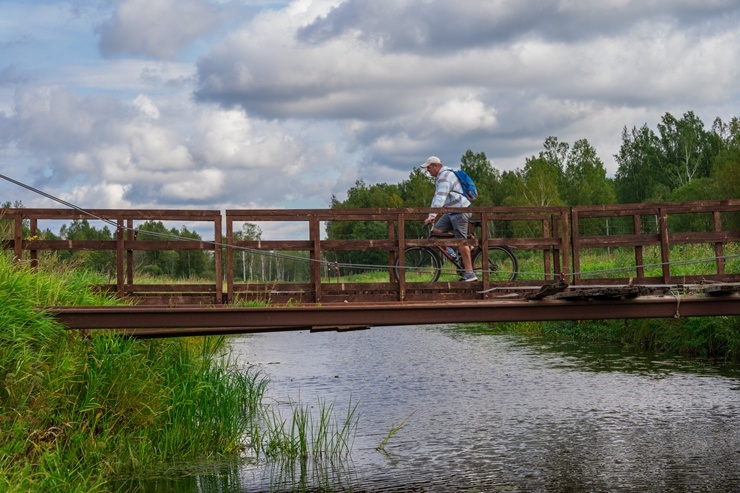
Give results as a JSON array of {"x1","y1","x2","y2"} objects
[{"x1": 119, "y1": 324, "x2": 740, "y2": 492}]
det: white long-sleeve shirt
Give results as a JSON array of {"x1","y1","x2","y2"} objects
[{"x1": 428, "y1": 167, "x2": 470, "y2": 219}]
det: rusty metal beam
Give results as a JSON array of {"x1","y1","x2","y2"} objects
[{"x1": 47, "y1": 295, "x2": 740, "y2": 337}]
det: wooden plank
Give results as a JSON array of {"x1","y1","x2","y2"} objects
[
  {"x1": 554, "y1": 285, "x2": 655, "y2": 301},
  {"x1": 704, "y1": 284, "x2": 740, "y2": 296}
]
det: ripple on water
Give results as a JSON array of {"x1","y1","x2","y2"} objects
[{"x1": 121, "y1": 325, "x2": 740, "y2": 492}]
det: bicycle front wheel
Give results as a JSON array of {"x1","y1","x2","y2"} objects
[
  {"x1": 473, "y1": 246, "x2": 518, "y2": 281},
  {"x1": 394, "y1": 247, "x2": 440, "y2": 282}
]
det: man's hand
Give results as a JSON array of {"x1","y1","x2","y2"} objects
[{"x1": 424, "y1": 215, "x2": 436, "y2": 225}]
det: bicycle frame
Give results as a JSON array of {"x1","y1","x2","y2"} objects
[
  {"x1": 429, "y1": 228, "x2": 477, "y2": 266},
  {"x1": 393, "y1": 221, "x2": 518, "y2": 283}
]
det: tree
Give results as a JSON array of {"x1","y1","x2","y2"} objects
[
  {"x1": 459, "y1": 149, "x2": 501, "y2": 205},
  {"x1": 561, "y1": 139, "x2": 616, "y2": 206},
  {"x1": 175, "y1": 226, "x2": 209, "y2": 279},
  {"x1": 327, "y1": 180, "x2": 404, "y2": 275},
  {"x1": 233, "y1": 222, "x2": 262, "y2": 281},
  {"x1": 709, "y1": 116, "x2": 740, "y2": 229},
  {"x1": 136, "y1": 221, "x2": 209, "y2": 279},
  {"x1": 614, "y1": 124, "x2": 664, "y2": 203},
  {"x1": 399, "y1": 168, "x2": 435, "y2": 208},
  {"x1": 505, "y1": 156, "x2": 564, "y2": 208},
  {"x1": 58, "y1": 219, "x2": 115, "y2": 274},
  {"x1": 656, "y1": 111, "x2": 714, "y2": 189}
]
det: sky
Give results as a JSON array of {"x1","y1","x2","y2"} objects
[{"x1": 1, "y1": 0, "x2": 739, "y2": 221}]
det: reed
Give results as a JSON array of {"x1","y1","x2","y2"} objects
[
  {"x1": 256, "y1": 397, "x2": 358, "y2": 461},
  {"x1": 0, "y1": 253, "x2": 268, "y2": 491},
  {"x1": 376, "y1": 412, "x2": 414, "y2": 453}
]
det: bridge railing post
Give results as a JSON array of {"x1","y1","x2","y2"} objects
[
  {"x1": 659, "y1": 207, "x2": 671, "y2": 284},
  {"x1": 309, "y1": 215, "x2": 322, "y2": 303},
  {"x1": 116, "y1": 216, "x2": 124, "y2": 296},
  {"x1": 559, "y1": 207, "x2": 571, "y2": 283},
  {"x1": 214, "y1": 214, "x2": 223, "y2": 304},
  {"x1": 396, "y1": 211, "x2": 406, "y2": 301}
]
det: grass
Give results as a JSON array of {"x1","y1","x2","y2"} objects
[
  {"x1": 484, "y1": 316, "x2": 740, "y2": 362},
  {"x1": 0, "y1": 251, "x2": 362, "y2": 491},
  {"x1": 376, "y1": 412, "x2": 414, "y2": 453},
  {"x1": 0, "y1": 255, "x2": 261, "y2": 491},
  {"x1": 320, "y1": 241, "x2": 740, "y2": 284},
  {"x1": 570, "y1": 243, "x2": 740, "y2": 280},
  {"x1": 255, "y1": 397, "x2": 358, "y2": 461}
]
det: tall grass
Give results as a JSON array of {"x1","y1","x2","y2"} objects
[
  {"x1": 0, "y1": 254, "x2": 267, "y2": 492},
  {"x1": 488, "y1": 317, "x2": 740, "y2": 362},
  {"x1": 256, "y1": 397, "x2": 358, "y2": 461}
]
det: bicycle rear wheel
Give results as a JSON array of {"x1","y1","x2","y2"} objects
[
  {"x1": 473, "y1": 246, "x2": 518, "y2": 281},
  {"x1": 394, "y1": 247, "x2": 440, "y2": 282}
]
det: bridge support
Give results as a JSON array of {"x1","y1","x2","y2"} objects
[{"x1": 48, "y1": 294, "x2": 740, "y2": 338}]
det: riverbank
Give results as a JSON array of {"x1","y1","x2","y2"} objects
[
  {"x1": 0, "y1": 255, "x2": 261, "y2": 492},
  {"x1": 490, "y1": 316, "x2": 740, "y2": 362}
]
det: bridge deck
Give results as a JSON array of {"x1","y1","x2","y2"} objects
[{"x1": 48, "y1": 288, "x2": 740, "y2": 338}]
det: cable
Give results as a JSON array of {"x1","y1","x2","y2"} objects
[{"x1": 0, "y1": 172, "x2": 396, "y2": 273}]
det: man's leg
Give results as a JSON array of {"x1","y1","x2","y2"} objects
[
  {"x1": 431, "y1": 214, "x2": 453, "y2": 236},
  {"x1": 450, "y1": 213, "x2": 477, "y2": 280},
  {"x1": 459, "y1": 241, "x2": 473, "y2": 272}
]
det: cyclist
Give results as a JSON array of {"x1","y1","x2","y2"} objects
[{"x1": 420, "y1": 156, "x2": 477, "y2": 282}]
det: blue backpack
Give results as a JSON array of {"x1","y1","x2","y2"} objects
[{"x1": 452, "y1": 169, "x2": 478, "y2": 202}]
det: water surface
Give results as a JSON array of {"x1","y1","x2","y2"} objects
[{"x1": 121, "y1": 325, "x2": 740, "y2": 492}]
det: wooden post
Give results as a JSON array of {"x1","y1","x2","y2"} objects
[
  {"x1": 30, "y1": 218, "x2": 38, "y2": 269},
  {"x1": 13, "y1": 216, "x2": 22, "y2": 263},
  {"x1": 116, "y1": 216, "x2": 124, "y2": 296},
  {"x1": 658, "y1": 207, "x2": 671, "y2": 283},
  {"x1": 214, "y1": 213, "x2": 223, "y2": 304},
  {"x1": 396, "y1": 211, "x2": 405, "y2": 301},
  {"x1": 633, "y1": 214, "x2": 645, "y2": 280},
  {"x1": 225, "y1": 215, "x2": 234, "y2": 304},
  {"x1": 126, "y1": 219, "x2": 134, "y2": 286},
  {"x1": 542, "y1": 216, "x2": 551, "y2": 281},
  {"x1": 309, "y1": 215, "x2": 322, "y2": 303},
  {"x1": 480, "y1": 211, "x2": 489, "y2": 295},
  {"x1": 714, "y1": 210, "x2": 725, "y2": 276},
  {"x1": 567, "y1": 208, "x2": 578, "y2": 283}
]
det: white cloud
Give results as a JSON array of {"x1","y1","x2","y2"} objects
[
  {"x1": 133, "y1": 94, "x2": 160, "y2": 119},
  {"x1": 62, "y1": 182, "x2": 133, "y2": 209},
  {"x1": 98, "y1": 0, "x2": 230, "y2": 59},
  {"x1": 160, "y1": 168, "x2": 225, "y2": 200},
  {"x1": 2, "y1": 0, "x2": 740, "y2": 215},
  {"x1": 429, "y1": 95, "x2": 498, "y2": 134}
]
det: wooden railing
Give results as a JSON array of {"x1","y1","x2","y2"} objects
[
  {"x1": 571, "y1": 201, "x2": 740, "y2": 285},
  {"x1": 2, "y1": 201, "x2": 738, "y2": 304}
]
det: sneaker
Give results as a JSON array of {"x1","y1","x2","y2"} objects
[{"x1": 460, "y1": 272, "x2": 478, "y2": 282}]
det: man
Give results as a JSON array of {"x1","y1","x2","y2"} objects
[{"x1": 420, "y1": 156, "x2": 478, "y2": 282}]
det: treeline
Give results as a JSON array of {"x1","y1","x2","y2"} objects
[
  {"x1": 0, "y1": 216, "x2": 215, "y2": 280},
  {"x1": 326, "y1": 111, "x2": 738, "y2": 272},
  {"x1": 0, "y1": 214, "x2": 311, "y2": 282},
  {"x1": 331, "y1": 111, "x2": 739, "y2": 217}
]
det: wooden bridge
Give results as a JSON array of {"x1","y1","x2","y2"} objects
[{"x1": 3, "y1": 201, "x2": 739, "y2": 336}]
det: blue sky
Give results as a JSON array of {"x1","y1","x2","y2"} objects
[{"x1": 2, "y1": 0, "x2": 739, "y2": 217}]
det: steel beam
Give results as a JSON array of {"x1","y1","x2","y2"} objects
[{"x1": 47, "y1": 295, "x2": 740, "y2": 337}]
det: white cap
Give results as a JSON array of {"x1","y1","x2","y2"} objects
[{"x1": 420, "y1": 156, "x2": 441, "y2": 169}]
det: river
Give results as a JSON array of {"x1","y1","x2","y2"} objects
[{"x1": 119, "y1": 324, "x2": 740, "y2": 492}]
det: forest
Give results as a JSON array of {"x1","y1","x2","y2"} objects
[
  {"x1": 3, "y1": 111, "x2": 738, "y2": 281},
  {"x1": 331, "y1": 111, "x2": 739, "y2": 222}
]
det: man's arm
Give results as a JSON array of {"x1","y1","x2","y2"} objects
[{"x1": 425, "y1": 171, "x2": 453, "y2": 223}]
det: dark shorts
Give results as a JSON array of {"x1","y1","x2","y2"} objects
[{"x1": 434, "y1": 212, "x2": 471, "y2": 239}]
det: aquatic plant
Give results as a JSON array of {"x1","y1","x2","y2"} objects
[
  {"x1": 255, "y1": 396, "x2": 358, "y2": 461},
  {"x1": 0, "y1": 253, "x2": 266, "y2": 491}
]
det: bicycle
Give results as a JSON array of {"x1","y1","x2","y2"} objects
[{"x1": 393, "y1": 220, "x2": 518, "y2": 283}]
